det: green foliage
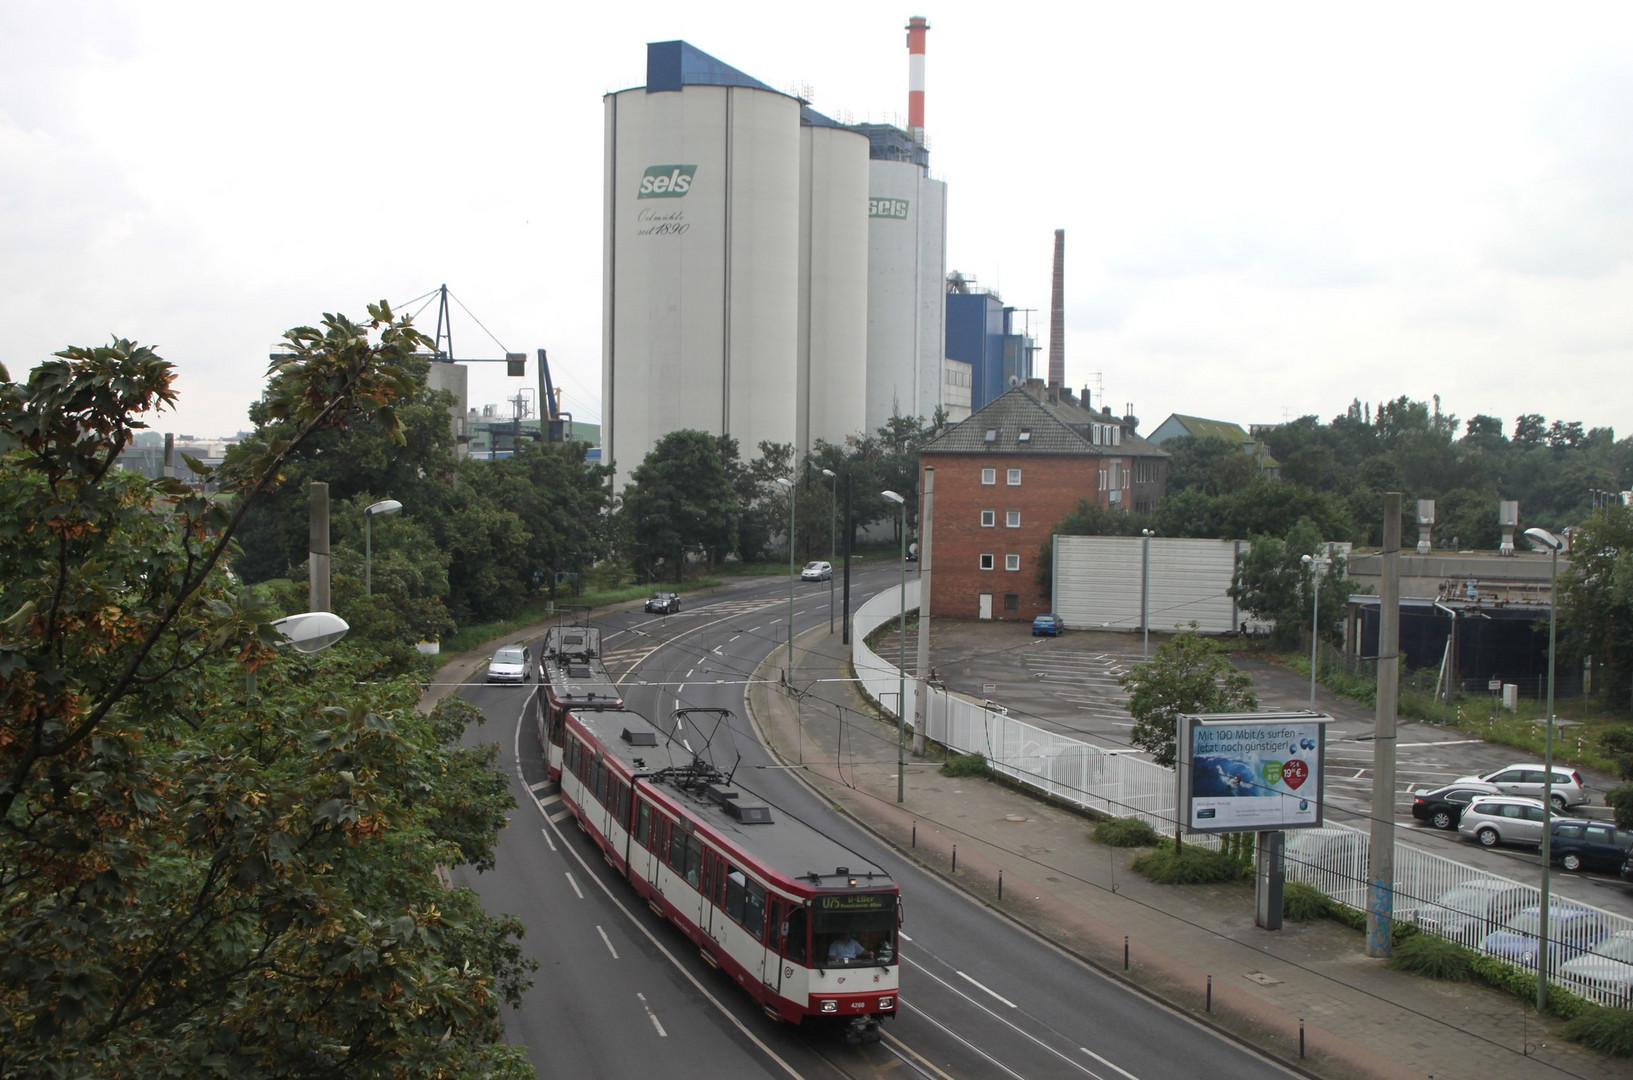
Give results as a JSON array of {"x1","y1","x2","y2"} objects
[
  {"x1": 1280, "y1": 880, "x2": 1330, "y2": 922},
  {"x1": 0, "y1": 316, "x2": 532, "y2": 1077},
  {"x1": 1559, "y1": 1006, "x2": 1633, "y2": 1058},
  {"x1": 1557, "y1": 506, "x2": 1633, "y2": 707},
  {"x1": 1131, "y1": 844, "x2": 1248, "y2": 884},
  {"x1": 1385, "y1": 933, "x2": 1474, "y2": 981},
  {"x1": 941, "y1": 752, "x2": 991, "y2": 778},
  {"x1": 619, "y1": 429, "x2": 740, "y2": 579},
  {"x1": 1117, "y1": 627, "x2": 1258, "y2": 767},
  {"x1": 1606, "y1": 785, "x2": 1633, "y2": 830},
  {"x1": 1600, "y1": 725, "x2": 1633, "y2": 782},
  {"x1": 1093, "y1": 817, "x2": 1159, "y2": 847}
]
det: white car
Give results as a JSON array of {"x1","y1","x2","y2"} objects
[
  {"x1": 1453, "y1": 763, "x2": 1587, "y2": 810},
  {"x1": 801, "y1": 561, "x2": 832, "y2": 581},
  {"x1": 1561, "y1": 930, "x2": 1633, "y2": 998},
  {"x1": 485, "y1": 644, "x2": 533, "y2": 683},
  {"x1": 1457, "y1": 795, "x2": 1548, "y2": 848}
]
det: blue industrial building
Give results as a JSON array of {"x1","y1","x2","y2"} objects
[{"x1": 944, "y1": 279, "x2": 1036, "y2": 413}]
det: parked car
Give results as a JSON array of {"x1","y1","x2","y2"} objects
[
  {"x1": 1409, "y1": 781, "x2": 1504, "y2": 830},
  {"x1": 1403, "y1": 879, "x2": 1533, "y2": 948},
  {"x1": 1549, "y1": 819, "x2": 1633, "y2": 874},
  {"x1": 1031, "y1": 613, "x2": 1065, "y2": 637},
  {"x1": 801, "y1": 561, "x2": 833, "y2": 581},
  {"x1": 1560, "y1": 930, "x2": 1633, "y2": 998},
  {"x1": 1453, "y1": 763, "x2": 1587, "y2": 810},
  {"x1": 645, "y1": 591, "x2": 681, "y2": 614},
  {"x1": 1282, "y1": 828, "x2": 1370, "y2": 908},
  {"x1": 1480, "y1": 904, "x2": 1611, "y2": 967},
  {"x1": 1458, "y1": 795, "x2": 1549, "y2": 848},
  {"x1": 485, "y1": 644, "x2": 533, "y2": 683}
]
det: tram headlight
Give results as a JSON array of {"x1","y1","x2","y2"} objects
[
  {"x1": 819, "y1": 999, "x2": 838, "y2": 1014},
  {"x1": 878, "y1": 996, "x2": 894, "y2": 1010}
]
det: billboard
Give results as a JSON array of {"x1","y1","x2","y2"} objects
[{"x1": 1178, "y1": 713, "x2": 1331, "y2": 833}]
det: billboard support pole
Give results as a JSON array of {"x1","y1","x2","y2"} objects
[{"x1": 1366, "y1": 493, "x2": 1401, "y2": 958}]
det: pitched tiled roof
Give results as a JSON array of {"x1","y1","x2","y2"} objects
[
  {"x1": 1161, "y1": 414, "x2": 1253, "y2": 444},
  {"x1": 922, "y1": 384, "x2": 1166, "y2": 458}
]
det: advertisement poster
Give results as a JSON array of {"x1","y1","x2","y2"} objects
[{"x1": 1183, "y1": 716, "x2": 1325, "y2": 832}]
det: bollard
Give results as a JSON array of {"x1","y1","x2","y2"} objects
[
  {"x1": 998, "y1": 869, "x2": 1003, "y2": 900},
  {"x1": 1123, "y1": 936, "x2": 1129, "y2": 971},
  {"x1": 951, "y1": 844, "x2": 958, "y2": 873},
  {"x1": 912, "y1": 820, "x2": 917, "y2": 848},
  {"x1": 1299, "y1": 1018, "x2": 1305, "y2": 1058},
  {"x1": 1206, "y1": 974, "x2": 1212, "y2": 1012}
]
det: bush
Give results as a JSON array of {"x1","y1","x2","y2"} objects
[
  {"x1": 1131, "y1": 844, "x2": 1248, "y2": 884},
  {"x1": 941, "y1": 752, "x2": 990, "y2": 779},
  {"x1": 1095, "y1": 817, "x2": 1159, "y2": 848},
  {"x1": 1560, "y1": 1006, "x2": 1633, "y2": 1058},
  {"x1": 1281, "y1": 880, "x2": 1330, "y2": 922},
  {"x1": 1386, "y1": 933, "x2": 1474, "y2": 982}
]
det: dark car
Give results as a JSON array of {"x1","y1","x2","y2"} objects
[
  {"x1": 1031, "y1": 613, "x2": 1065, "y2": 636},
  {"x1": 1410, "y1": 781, "x2": 1503, "y2": 830},
  {"x1": 1550, "y1": 819, "x2": 1633, "y2": 874},
  {"x1": 644, "y1": 591, "x2": 681, "y2": 615}
]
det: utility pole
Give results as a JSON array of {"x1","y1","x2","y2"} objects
[{"x1": 1366, "y1": 493, "x2": 1401, "y2": 958}]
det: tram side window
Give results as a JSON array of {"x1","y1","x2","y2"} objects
[
  {"x1": 723, "y1": 868, "x2": 768, "y2": 940},
  {"x1": 684, "y1": 835, "x2": 703, "y2": 890},
  {"x1": 636, "y1": 801, "x2": 650, "y2": 848},
  {"x1": 563, "y1": 738, "x2": 578, "y2": 774},
  {"x1": 725, "y1": 868, "x2": 747, "y2": 924},
  {"x1": 667, "y1": 827, "x2": 686, "y2": 875}
]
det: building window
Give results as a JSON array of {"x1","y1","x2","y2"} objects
[
  {"x1": 1007, "y1": 468, "x2": 1021, "y2": 486},
  {"x1": 1098, "y1": 467, "x2": 1107, "y2": 492},
  {"x1": 979, "y1": 553, "x2": 995, "y2": 570},
  {"x1": 981, "y1": 468, "x2": 996, "y2": 485},
  {"x1": 1005, "y1": 554, "x2": 1020, "y2": 571},
  {"x1": 980, "y1": 509, "x2": 995, "y2": 527},
  {"x1": 1003, "y1": 593, "x2": 1020, "y2": 611},
  {"x1": 1006, "y1": 510, "x2": 1020, "y2": 528}
]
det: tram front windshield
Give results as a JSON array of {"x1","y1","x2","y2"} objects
[{"x1": 813, "y1": 892, "x2": 896, "y2": 967}]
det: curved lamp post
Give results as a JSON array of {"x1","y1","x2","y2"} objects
[
  {"x1": 882, "y1": 489, "x2": 907, "y2": 804},
  {"x1": 822, "y1": 468, "x2": 838, "y2": 634},
  {"x1": 1524, "y1": 525, "x2": 1563, "y2": 1012},
  {"x1": 364, "y1": 499, "x2": 403, "y2": 596},
  {"x1": 1300, "y1": 553, "x2": 1327, "y2": 710},
  {"x1": 775, "y1": 478, "x2": 795, "y2": 677},
  {"x1": 249, "y1": 611, "x2": 350, "y2": 700},
  {"x1": 1141, "y1": 529, "x2": 1154, "y2": 659}
]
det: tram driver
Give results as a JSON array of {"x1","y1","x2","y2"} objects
[{"x1": 827, "y1": 931, "x2": 871, "y2": 963}]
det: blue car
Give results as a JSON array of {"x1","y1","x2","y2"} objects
[
  {"x1": 1032, "y1": 613, "x2": 1065, "y2": 636},
  {"x1": 1480, "y1": 904, "x2": 1610, "y2": 968}
]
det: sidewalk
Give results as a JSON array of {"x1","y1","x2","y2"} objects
[{"x1": 744, "y1": 623, "x2": 1623, "y2": 1080}]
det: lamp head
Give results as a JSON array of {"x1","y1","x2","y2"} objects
[
  {"x1": 269, "y1": 611, "x2": 350, "y2": 654},
  {"x1": 881, "y1": 490, "x2": 905, "y2": 505},
  {"x1": 1524, "y1": 527, "x2": 1563, "y2": 553},
  {"x1": 775, "y1": 477, "x2": 793, "y2": 490},
  {"x1": 821, "y1": 468, "x2": 836, "y2": 479},
  {"x1": 365, "y1": 499, "x2": 403, "y2": 518}
]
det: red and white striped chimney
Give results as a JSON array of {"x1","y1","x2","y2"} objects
[{"x1": 906, "y1": 15, "x2": 929, "y2": 144}]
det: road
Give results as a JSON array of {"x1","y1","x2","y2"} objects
[{"x1": 454, "y1": 567, "x2": 1301, "y2": 1078}]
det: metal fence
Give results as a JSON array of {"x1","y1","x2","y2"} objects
[{"x1": 855, "y1": 586, "x2": 1633, "y2": 1009}]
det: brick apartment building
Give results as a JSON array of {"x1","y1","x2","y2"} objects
[{"x1": 919, "y1": 380, "x2": 1168, "y2": 621}]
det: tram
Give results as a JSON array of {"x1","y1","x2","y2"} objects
[
  {"x1": 557, "y1": 703, "x2": 900, "y2": 1042},
  {"x1": 537, "y1": 624, "x2": 623, "y2": 781}
]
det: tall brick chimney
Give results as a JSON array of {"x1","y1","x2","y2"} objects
[{"x1": 1048, "y1": 229, "x2": 1065, "y2": 399}]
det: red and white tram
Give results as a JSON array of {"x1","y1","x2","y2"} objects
[
  {"x1": 537, "y1": 624, "x2": 623, "y2": 782},
  {"x1": 557, "y1": 704, "x2": 900, "y2": 1042}
]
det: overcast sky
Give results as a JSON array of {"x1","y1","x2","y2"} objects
[{"x1": 4, "y1": 1, "x2": 1630, "y2": 443}]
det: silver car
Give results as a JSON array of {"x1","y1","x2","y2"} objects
[
  {"x1": 485, "y1": 644, "x2": 533, "y2": 683},
  {"x1": 1458, "y1": 795, "x2": 1548, "y2": 848},
  {"x1": 1453, "y1": 763, "x2": 1587, "y2": 810}
]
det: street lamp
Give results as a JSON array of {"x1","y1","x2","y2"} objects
[
  {"x1": 822, "y1": 468, "x2": 838, "y2": 634},
  {"x1": 364, "y1": 499, "x2": 403, "y2": 596},
  {"x1": 248, "y1": 611, "x2": 350, "y2": 700},
  {"x1": 775, "y1": 478, "x2": 795, "y2": 677},
  {"x1": 882, "y1": 489, "x2": 908, "y2": 804},
  {"x1": 1525, "y1": 525, "x2": 1563, "y2": 1012},
  {"x1": 1301, "y1": 553, "x2": 1327, "y2": 710}
]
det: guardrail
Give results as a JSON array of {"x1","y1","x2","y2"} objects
[{"x1": 852, "y1": 584, "x2": 1633, "y2": 1009}]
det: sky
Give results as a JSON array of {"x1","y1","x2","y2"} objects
[{"x1": 4, "y1": 1, "x2": 1631, "y2": 443}]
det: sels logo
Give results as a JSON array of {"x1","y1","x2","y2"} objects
[
  {"x1": 869, "y1": 197, "x2": 910, "y2": 219},
  {"x1": 639, "y1": 165, "x2": 697, "y2": 198}
]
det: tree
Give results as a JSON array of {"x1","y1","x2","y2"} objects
[
  {"x1": 1557, "y1": 504, "x2": 1633, "y2": 707},
  {"x1": 619, "y1": 428, "x2": 739, "y2": 579},
  {"x1": 0, "y1": 312, "x2": 533, "y2": 1077},
  {"x1": 1117, "y1": 627, "x2": 1258, "y2": 767},
  {"x1": 1229, "y1": 520, "x2": 1348, "y2": 650}
]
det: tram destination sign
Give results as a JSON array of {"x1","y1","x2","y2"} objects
[
  {"x1": 1177, "y1": 712, "x2": 1331, "y2": 834},
  {"x1": 817, "y1": 892, "x2": 892, "y2": 912}
]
